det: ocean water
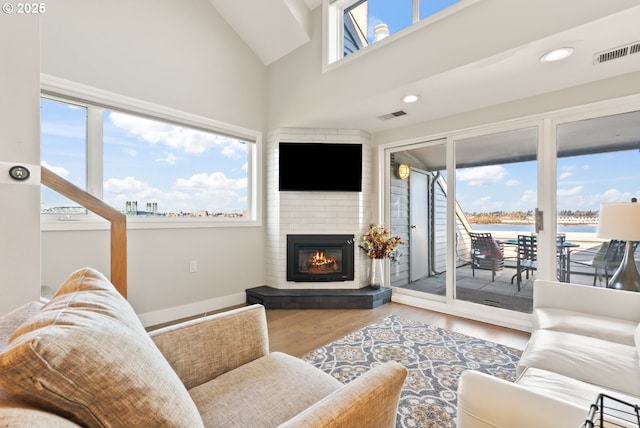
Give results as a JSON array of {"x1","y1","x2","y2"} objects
[{"x1": 471, "y1": 224, "x2": 597, "y2": 234}]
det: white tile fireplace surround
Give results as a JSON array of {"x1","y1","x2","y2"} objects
[{"x1": 265, "y1": 128, "x2": 374, "y2": 290}]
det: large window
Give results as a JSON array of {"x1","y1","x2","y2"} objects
[
  {"x1": 41, "y1": 98, "x2": 88, "y2": 214},
  {"x1": 40, "y1": 95, "x2": 259, "y2": 225},
  {"x1": 328, "y1": 0, "x2": 465, "y2": 64}
]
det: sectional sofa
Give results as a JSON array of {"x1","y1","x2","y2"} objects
[{"x1": 458, "y1": 279, "x2": 640, "y2": 428}]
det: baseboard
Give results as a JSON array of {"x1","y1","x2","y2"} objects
[
  {"x1": 391, "y1": 292, "x2": 532, "y2": 332},
  {"x1": 136, "y1": 292, "x2": 246, "y2": 328}
]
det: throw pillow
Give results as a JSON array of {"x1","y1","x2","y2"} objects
[{"x1": 0, "y1": 267, "x2": 203, "y2": 428}]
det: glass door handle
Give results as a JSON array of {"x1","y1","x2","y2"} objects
[{"x1": 535, "y1": 208, "x2": 543, "y2": 233}]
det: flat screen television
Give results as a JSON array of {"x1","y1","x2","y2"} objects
[{"x1": 279, "y1": 142, "x2": 362, "y2": 192}]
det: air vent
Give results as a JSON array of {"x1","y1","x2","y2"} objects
[
  {"x1": 377, "y1": 110, "x2": 407, "y2": 121},
  {"x1": 594, "y1": 41, "x2": 640, "y2": 64}
]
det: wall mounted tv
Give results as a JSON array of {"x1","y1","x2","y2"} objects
[{"x1": 279, "y1": 142, "x2": 362, "y2": 192}]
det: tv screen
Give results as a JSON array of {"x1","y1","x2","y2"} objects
[{"x1": 279, "y1": 142, "x2": 362, "y2": 192}]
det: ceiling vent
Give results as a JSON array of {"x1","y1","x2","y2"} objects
[
  {"x1": 594, "y1": 41, "x2": 640, "y2": 64},
  {"x1": 377, "y1": 110, "x2": 407, "y2": 121}
]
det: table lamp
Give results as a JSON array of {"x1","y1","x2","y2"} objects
[{"x1": 596, "y1": 199, "x2": 640, "y2": 291}]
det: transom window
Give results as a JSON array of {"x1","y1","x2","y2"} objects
[
  {"x1": 40, "y1": 95, "x2": 259, "y2": 225},
  {"x1": 328, "y1": 0, "x2": 464, "y2": 64}
]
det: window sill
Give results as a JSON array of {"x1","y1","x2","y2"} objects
[{"x1": 40, "y1": 216, "x2": 262, "y2": 231}]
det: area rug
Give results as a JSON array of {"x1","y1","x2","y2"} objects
[{"x1": 302, "y1": 315, "x2": 522, "y2": 428}]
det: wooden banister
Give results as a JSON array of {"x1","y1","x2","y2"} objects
[{"x1": 41, "y1": 166, "x2": 127, "y2": 297}]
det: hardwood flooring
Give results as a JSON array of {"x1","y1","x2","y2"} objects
[{"x1": 266, "y1": 301, "x2": 531, "y2": 358}]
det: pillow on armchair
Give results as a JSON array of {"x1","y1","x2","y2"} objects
[{"x1": 0, "y1": 268, "x2": 203, "y2": 428}]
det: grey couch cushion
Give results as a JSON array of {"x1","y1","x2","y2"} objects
[{"x1": 0, "y1": 267, "x2": 203, "y2": 428}]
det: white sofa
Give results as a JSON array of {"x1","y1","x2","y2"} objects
[{"x1": 457, "y1": 279, "x2": 640, "y2": 428}]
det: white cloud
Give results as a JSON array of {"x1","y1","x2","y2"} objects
[
  {"x1": 467, "y1": 196, "x2": 504, "y2": 212},
  {"x1": 156, "y1": 153, "x2": 179, "y2": 165},
  {"x1": 557, "y1": 185, "x2": 583, "y2": 196},
  {"x1": 41, "y1": 161, "x2": 69, "y2": 179},
  {"x1": 175, "y1": 172, "x2": 246, "y2": 191},
  {"x1": 558, "y1": 171, "x2": 573, "y2": 180},
  {"x1": 601, "y1": 188, "x2": 635, "y2": 202},
  {"x1": 518, "y1": 189, "x2": 537, "y2": 205},
  {"x1": 505, "y1": 179, "x2": 520, "y2": 186},
  {"x1": 103, "y1": 173, "x2": 247, "y2": 214},
  {"x1": 108, "y1": 112, "x2": 246, "y2": 157},
  {"x1": 457, "y1": 165, "x2": 507, "y2": 186}
]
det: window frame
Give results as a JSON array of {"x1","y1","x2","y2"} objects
[
  {"x1": 40, "y1": 74, "x2": 262, "y2": 231},
  {"x1": 323, "y1": 0, "x2": 479, "y2": 70}
]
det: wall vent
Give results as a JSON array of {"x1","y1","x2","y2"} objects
[
  {"x1": 594, "y1": 41, "x2": 640, "y2": 64},
  {"x1": 377, "y1": 110, "x2": 407, "y2": 121}
]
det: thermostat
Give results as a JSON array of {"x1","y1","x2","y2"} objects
[{"x1": 9, "y1": 165, "x2": 30, "y2": 181}]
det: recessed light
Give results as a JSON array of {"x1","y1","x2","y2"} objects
[
  {"x1": 540, "y1": 47, "x2": 574, "y2": 63},
  {"x1": 402, "y1": 94, "x2": 420, "y2": 103}
]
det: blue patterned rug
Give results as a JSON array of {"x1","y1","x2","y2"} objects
[{"x1": 302, "y1": 315, "x2": 522, "y2": 428}]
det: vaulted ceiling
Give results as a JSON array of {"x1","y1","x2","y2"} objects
[{"x1": 208, "y1": 0, "x2": 640, "y2": 134}]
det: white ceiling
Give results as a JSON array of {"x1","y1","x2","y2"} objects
[{"x1": 209, "y1": 0, "x2": 640, "y2": 134}]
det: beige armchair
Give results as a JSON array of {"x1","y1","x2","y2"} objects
[
  {"x1": 0, "y1": 268, "x2": 407, "y2": 428},
  {"x1": 151, "y1": 304, "x2": 407, "y2": 427}
]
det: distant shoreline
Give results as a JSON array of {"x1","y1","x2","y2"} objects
[{"x1": 471, "y1": 223, "x2": 597, "y2": 233}]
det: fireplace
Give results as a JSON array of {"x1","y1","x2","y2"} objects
[{"x1": 287, "y1": 234, "x2": 355, "y2": 282}]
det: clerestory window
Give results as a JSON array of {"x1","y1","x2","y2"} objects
[
  {"x1": 40, "y1": 92, "x2": 260, "y2": 227},
  {"x1": 327, "y1": 0, "x2": 468, "y2": 65}
]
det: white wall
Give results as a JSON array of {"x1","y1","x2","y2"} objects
[
  {"x1": 40, "y1": 0, "x2": 267, "y2": 131},
  {"x1": 33, "y1": 0, "x2": 269, "y2": 324},
  {"x1": 373, "y1": 71, "x2": 640, "y2": 146},
  {"x1": 265, "y1": 128, "x2": 374, "y2": 290},
  {"x1": 0, "y1": 14, "x2": 41, "y2": 314}
]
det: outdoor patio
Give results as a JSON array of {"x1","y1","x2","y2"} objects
[{"x1": 396, "y1": 240, "x2": 632, "y2": 313}]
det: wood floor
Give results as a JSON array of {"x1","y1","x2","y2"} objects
[{"x1": 266, "y1": 301, "x2": 531, "y2": 358}]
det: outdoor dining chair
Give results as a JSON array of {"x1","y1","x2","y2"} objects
[
  {"x1": 469, "y1": 232, "x2": 505, "y2": 282},
  {"x1": 511, "y1": 234, "x2": 537, "y2": 291},
  {"x1": 511, "y1": 234, "x2": 569, "y2": 290},
  {"x1": 573, "y1": 240, "x2": 640, "y2": 286}
]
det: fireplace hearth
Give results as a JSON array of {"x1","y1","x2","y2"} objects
[{"x1": 287, "y1": 234, "x2": 354, "y2": 282}]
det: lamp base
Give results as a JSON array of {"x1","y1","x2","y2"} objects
[{"x1": 607, "y1": 241, "x2": 640, "y2": 292}]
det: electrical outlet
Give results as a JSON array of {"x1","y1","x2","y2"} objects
[{"x1": 189, "y1": 260, "x2": 197, "y2": 273}]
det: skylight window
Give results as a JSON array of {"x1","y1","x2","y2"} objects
[{"x1": 327, "y1": 0, "x2": 464, "y2": 65}]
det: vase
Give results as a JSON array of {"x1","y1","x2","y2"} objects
[{"x1": 368, "y1": 258, "x2": 385, "y2": 290}]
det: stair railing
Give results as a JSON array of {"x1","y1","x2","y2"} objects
[{"x1": 41, "y1": 166, "x2": 127, "y2": 297}]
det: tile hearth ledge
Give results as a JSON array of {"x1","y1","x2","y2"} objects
[{"x1": 245, "y1": 286, "x2": 391, "y2": 309}]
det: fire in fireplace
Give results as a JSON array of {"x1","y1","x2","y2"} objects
[{"x1": 287, "y1": 234, "x2": 355, "y2": 282}]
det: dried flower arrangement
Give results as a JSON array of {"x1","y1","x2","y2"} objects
[{"x1": 358, "y1": 224, "x2": 404, "y2": 260}]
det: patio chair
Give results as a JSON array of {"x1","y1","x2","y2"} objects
[
  {"x1": 511, "y1": 234, "x2": 537, "y2": 291},
  {"x1": 556, "y1": 233, "x2": 567, "y2": 282},
  {"x1": 469, "y1": 232, "x2": 505, "y2": 282},
  {"x1": 577, "y1": 240, "x2": 640, "y2": 287}
]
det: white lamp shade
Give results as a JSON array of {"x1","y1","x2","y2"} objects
[{"x1": 597, "y1": 202, "x2": 640, "y2": 241}]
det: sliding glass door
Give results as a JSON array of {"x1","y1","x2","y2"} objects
[
  {"x1": 389, "y1": 139, "x2": 447, "y2": 299},
  {"x1": 453, "y1": 127, "x2": 538, "y2": 313},
  {"x1": 555, "y1": 110, "x2": 640, "y2": 288},
  {"x1": 384, "y1": 98, "x2": 640, "y2": 326}
]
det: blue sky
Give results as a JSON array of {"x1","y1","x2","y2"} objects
[
  {"x1": 455, "y1": 150, "x2": 640, "y2": 214},
  {"x1": 365, "y1": 0, "x2": 460, "y2": 42},
  {"x1": 41, "y1": 99, "x2": 248, "y2": 215}
]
